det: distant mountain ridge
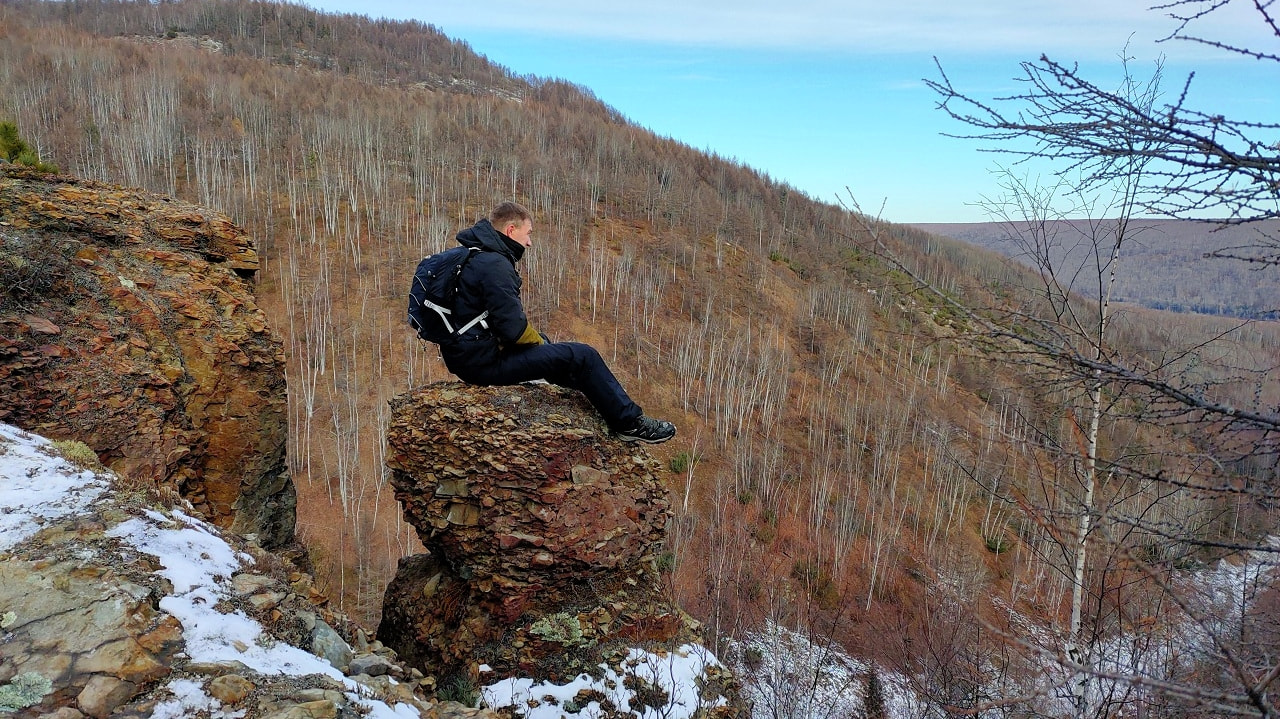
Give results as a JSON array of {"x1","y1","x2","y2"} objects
[{"x1": 914, "y1": 219, "x2": 1280, "y2": 319}]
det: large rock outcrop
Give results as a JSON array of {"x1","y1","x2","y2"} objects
[
  {"x1": 0, "y1": 165, "x2": 294, "y2": 548},
  {"x1": 377, "y1": 383, "x2": 731, "y2": 695},
  {"x1": 385, "y1": 383, "x2": 671, "y2": 609}
]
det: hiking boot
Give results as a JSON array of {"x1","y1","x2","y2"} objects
[{"x1": 616, "y1": 415, "x2": 677, "y2": 444}]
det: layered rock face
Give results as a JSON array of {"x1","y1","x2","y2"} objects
[
  {"x1": 378, "y1": 383, "x2": 702, "y2": 681},
  {"x1": 0, "y1": 165, "x2": 294, "y2": 548}
]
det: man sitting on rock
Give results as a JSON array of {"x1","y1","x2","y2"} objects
[{"x1": 425, "y1": 201, "x2": 676, "y2": 444}]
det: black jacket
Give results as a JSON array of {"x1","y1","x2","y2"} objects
[{"x1": 438, "y1": 218, "x2": 538, "y2": 376}]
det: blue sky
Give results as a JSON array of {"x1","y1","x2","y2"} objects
[{"x1": 303, "y1": 1, "x2": 1276, "y2": 223}]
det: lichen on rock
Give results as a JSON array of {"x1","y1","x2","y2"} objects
[
  {"x1": 0, "y1": 672, "x2": 53, "y2": 712},
  {"x1": 529, "y1": 612, "x2": 592, "y2": 648}
]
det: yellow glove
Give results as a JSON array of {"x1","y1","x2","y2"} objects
[{"x1": 514, "y1": 322, "x2": 546, "y2": 346}]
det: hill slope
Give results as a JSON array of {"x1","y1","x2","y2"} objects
[{"x1": 2, "y1": 2, "x2": 1277, "y2": 711}]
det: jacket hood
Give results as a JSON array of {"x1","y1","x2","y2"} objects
[{"x1": 456, "y1": 218, "x2": 525, "y2": 263}]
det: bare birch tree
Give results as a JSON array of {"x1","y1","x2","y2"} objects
[{"x1": 844, "y1": 6, "x2": 1280, "y2": 714}]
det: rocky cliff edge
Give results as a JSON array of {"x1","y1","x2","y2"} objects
[{"x1": 0, "y1": 165, "x2": 293, "y2": 548}]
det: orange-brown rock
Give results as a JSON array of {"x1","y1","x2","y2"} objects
[
  {"x1": 0, "y1": 165, "x2": 293, "y2": 547},
  {"x1": 377, "y1": 549, "x2": 703, "y2": 683},
  {"x1": 383, "y1": 382, "x2": 671, "y2": 611},
  {"x1": 378, "y1": 382, "x2": 698, "y2": 681}
]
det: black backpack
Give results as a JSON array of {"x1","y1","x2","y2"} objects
[{"x1": 407, "y1": 246, "x2": 488, "y2": 344}]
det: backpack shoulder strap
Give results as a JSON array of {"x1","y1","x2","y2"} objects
[
  {"x1": 447, "y1": 247, "x2": 482, "y2": 292},
  {"x1": 435, "y1": 247, "x2": 489, "y2": 336}
]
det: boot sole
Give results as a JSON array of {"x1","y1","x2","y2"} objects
[{"x1": 617, "y1": 433, "x2": 675, "y2": 444}]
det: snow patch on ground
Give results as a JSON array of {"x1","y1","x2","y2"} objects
[
  {"x1": 149, "y1": 678, "x2": 245, "y2": 719},
  {"x1": 0, "y1": 422, "x2": 421, "y2": 718},
  {"x1": 482, "y1": 644, "x2": 725, "y2": 719},
  {"x1": 0, "y1": 423, "x2": 108, "y2": 551},
  {"x1": 727, "y1": 620, "x2": 924, "y2": 719},
  {"x1": 106, "y1": 509, "x2": 347, "y2": 678}
]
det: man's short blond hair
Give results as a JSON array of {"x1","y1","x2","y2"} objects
[{"x1": 489, "y1": 201, "x2": 532, "y2": 228}]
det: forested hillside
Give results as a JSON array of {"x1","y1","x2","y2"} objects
[
  {"x1": 3, "y1": 1, "x2": 1277, "y2": 713},
  {"x1": 917, "y1": 219, "x2": 1280, "y2": 319}
]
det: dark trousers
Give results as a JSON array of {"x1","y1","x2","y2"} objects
[{"x1": 448, "y1": 341, "x2": 642, "y2": 431}]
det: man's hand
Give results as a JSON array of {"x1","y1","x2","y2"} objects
[{"x1": 514, "y1": 322, "x2": 546, "y2": 346}]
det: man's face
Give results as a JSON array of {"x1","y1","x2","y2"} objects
[{"x1": 505, "y1": 219, "x2": 533, "y2": 248}]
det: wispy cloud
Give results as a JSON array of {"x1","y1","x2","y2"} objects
[{"x1": 335, "y1": 0, "x2": 1266, "y2": 59}]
